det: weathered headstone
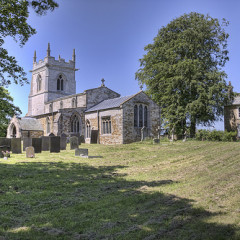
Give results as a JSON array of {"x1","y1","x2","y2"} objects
[
  {"x1": 26, "y1": 146, "x2": 35, "y2": 158},
  {"x1": 41, "y1": 136, "x2": 50, "y2": 151},
  {"x1": 153, "y1": 138, "x2": 160, "y2": 144},
  {"x1": 49, "y1": 136, "x2": 60, "y2": 153},
  {"x1": 11, "y1": 138, "x2": 22, "y2": 154},
  {"x1": 23, "y1": 137, "x2": 32, "y2": 151},
  {"x1": 75, "y1": 148, "x2": 88, "y2": 158},
  {"x1": 0, "y1": 137, "x2": 11, "y2": 150},
  {"x1": 0, "y1": 145, "x2": 11, "y2": 158},
  {"x1": 70, "y1": 133, "x2": 81, "y2": 144},
  {"x1": 70, "y1": 136, "x2": 79, "y2": 150},
  {"x1": 141, "y1": 126, "x2": 146, "y2": 141},
  {"x1": 60, "y1": 136, "x2": 67, "y2": 150},
  {"x1": 90, "y1": 130, "x2": 98, "y2": 144},
  {"x1": 32, "y1": 138, "x2": 42, "y2": 153}
]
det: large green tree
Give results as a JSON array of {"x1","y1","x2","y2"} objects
[
  {"x1": 0, "y1": 0, "x2": 58, "y2": 86},
  {"x1": 136, "y1": 12, "x2": 229, "y2": 136},
  {"x1": 0, "y1": 87, "x2": 21, "y2": 136}
]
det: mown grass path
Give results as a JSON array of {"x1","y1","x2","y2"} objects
[{"x1": 0, "y1": 141, "x2": 239, "y2": 239}]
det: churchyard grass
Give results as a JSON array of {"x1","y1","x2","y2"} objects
[{"x1": 0, "y1": 141, "x2": 239, "y2": 239}]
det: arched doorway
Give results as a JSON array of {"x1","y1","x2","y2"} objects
[{"x1": 11, "y1": 124, "x2": 17, "y2": 138}]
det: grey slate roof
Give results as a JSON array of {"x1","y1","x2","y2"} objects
[
  {"x1": 85, "y1": 94, "x2": 135, "y2": 112},
  {"x1": 232, "y1": 96, "x2": 240, "y2": 105},
  {"x1": 19, "y1": 117, "x2": 43, "y2": 131}
]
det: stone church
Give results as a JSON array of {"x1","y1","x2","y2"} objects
[{"x1": 7, "y1": 44, "x2": 160, "y2": 144}]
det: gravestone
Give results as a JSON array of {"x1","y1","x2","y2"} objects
[
  {"x1": 26, "y1": 146, "x2": 35, "y2": 158},
  {"x1": 41, "y1": 136, "x2": 50, "y2": 151},
  {"x1": 49, "y1": 136, "x2": 60, "y2": 153},
  {"x1": 75, "y1": 148, "x2": 88, "y2": 158},
  {"x1": 11, "y1": 138, "x2": 22, "y2": 154},
  {"x1": 60, "y1": 136, "x2": 67, "y2": 150},
  {"x1": 70, "y1": 133, "x2": 81, "y2": 144},
  {"x1": 70, "y1": 136, "x2": 79, "y2": 150},
  {"x1": 23, "y1": 137, "x2": 32, "y2": 151},
  {"x1": 0, "y1": 137, "x2": 11, "y2": 150},
  {"x1": 32, "y1": 138, "x2": 42, "y2": 153},
  {"x1": 153, "y1": 138, "x2": 160, "y2": 144},
  {"x1": 49, "y1": 133, "x2": 55, "y2": 137},
  {"x1": 90, "y1": 130, "x2": 98, "y2": 144},
  {"x1": 0, "y1": 145, "x2": 11, "y2": 158},
  {"x1": 141, "y1": 126, "x2": 146, "y2": 141}
]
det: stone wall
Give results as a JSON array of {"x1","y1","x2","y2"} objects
[
  {"x1": 85, "y1": 109, "x2": 123, "y2": 144},
  {"x1": 224, "y1": 105, "x2": 240, "y2": 132},
  {"x1": 122, "y1": 91, "x2": 160, "y2": 144},
  {"x1": 86, "y1": 87, "x2": 120, "y2": 109},
  {"x1": 21, "y1": 130, "x2": 43, "y2": 138}
]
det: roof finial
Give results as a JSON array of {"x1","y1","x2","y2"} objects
[
  {"x1": 72, "y1": 48, "x2": 76, "y2": 62},
  {"x1": 101, "y1": 78, "x2": 105, "y2": 87},
  {"x1": 47, "y1": 42, "x2": 51, "y2": 57},
  {"x1": 140, "y1": 84, "x2": 143, "y2": 90},
  {"x1": 33, "y1": 50, "x2": 36, "y2": 63}
]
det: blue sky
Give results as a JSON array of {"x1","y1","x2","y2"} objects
[{"x1": 4, "y1": 0, "x2": 240, "y2": 130}]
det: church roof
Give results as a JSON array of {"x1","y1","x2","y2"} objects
[
  {"x1": 85, "y1": 94, "x2": 136, "y2": 112},
  {"x1": 18, "y1": 117, "x2": 43, "y2": 131}
]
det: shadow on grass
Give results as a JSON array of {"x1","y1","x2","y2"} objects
[{"x1": 0, "y1": 161, "x2": 238, "y2": 240}]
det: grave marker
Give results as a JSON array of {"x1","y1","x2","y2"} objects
[
  {"x1": 49, "y1": 136, "x2": 60, "y2": 153},
  {"x1": 26, "y1": 146, "x2": 35, "y2": 158},
  {"x1": 75, "y1": 148, "x2": 88, "y2": 158},
  {"x1": 41, "y1": 136, "x2": 50, "y2": 151},
  {"x1": 70, "y1": 136, "x2": 78, "y2": 150},
  {"x1": 23, "y1": 137, "x2": 32, "y2": 151},
  {"x1": 60, "y1": 137, "x2": 67, "y2": 150},
  {"x1": 32, "y1": 138, "x2": 42, "y2": 153},
  {"x1": 11, "y1": 138, "x2": 22, "y2": 154}
]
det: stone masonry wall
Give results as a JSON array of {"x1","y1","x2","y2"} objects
[
  {"x1": 122, "y1": 91, "x2": 160, "y2": 144},
  {"x1": 86, "y1": 87, "x2": 120, "y2": 109},
  {"x1": 224, "y1": 105, "x2": 240, "y2": 132},
  {"x1": 85, "y1": 109, "x2": 123, "y2": 144}
]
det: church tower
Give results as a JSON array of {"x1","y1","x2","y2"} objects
[{"x1": 27, "y1": 43, "x2": 77, "y2": 116}]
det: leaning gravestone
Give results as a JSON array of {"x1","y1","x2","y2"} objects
[
  {"x1": 75, "y1": 148, "x2": 88, "y2": 158},
  {"x1": 49, "y1": 136, "x2": 60, "y2": 153},
  {"x1": 11, "y1": 138, "x2": 22, "y2": 154},
  {"x1": 41, "y1": 136, "x2": 50, "y2": 151},
  {"x1": 70, "y1": 136, "x2": 79, "y2": 150},
  {"x1": 60, "y1": 136, "x2": 67, "y2": 150},
  {"x1": 32, "y1": 138, "x2": 42, "y2": 153},
  {"x1": 26, "y1": 146, "x2": 35, "y2": 158},
  {"x1": 23, "y1": 137, "x2": 32, "y2": 151}
]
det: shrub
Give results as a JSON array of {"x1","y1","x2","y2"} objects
[{"x1": 196, "y1": 130, "x2": 237, "y2": 142}]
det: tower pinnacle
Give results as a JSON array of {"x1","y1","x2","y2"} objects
[
  {"x1": 72, "y1": 49, "x2": 76, "y2": 62},
  {"x1": 47, "y1": 43, "x2": 51, "y2": 57},
  {"x1": 33, "y1": 50, "x2": 36, "y2": 63}
]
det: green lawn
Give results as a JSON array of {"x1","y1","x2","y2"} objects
[{"x1": 0, "y1": 141, "x2": 239, "y2": 239}]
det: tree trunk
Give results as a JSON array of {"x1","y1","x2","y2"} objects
[{"x1": 190, "y1": 117, "x2": 196, "y2": 137}]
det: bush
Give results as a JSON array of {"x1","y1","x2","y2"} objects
[{"x1": 196, "y1": 130, "x2": 237, "y2": 142}]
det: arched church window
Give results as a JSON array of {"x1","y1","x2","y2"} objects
[
  {"x1": 37, "y1": 75, "x2": 42, "y2": 92},
  {"x1": 49, "y1": 103, "x2": 53, "y2": 113},
  {"x1": 134, "y1": 105, "x2": 138, "y2": 127},
  {"x1": 72, "y1": 98, "x2": 76, "y2": 108},
  {"x1": 144, "y1": 106, "x2": 148, "y2": 127},
  {"x1": 60, "y1": 101, "x2": 63, "y2": 109},
  {"x1": 71, "y1": 115, "x2": 80, "y2": 133},
  {"x1": 10, "y1": 124, "x2": 17, "y2": 138},
  {"x1": 86, "y1": 120, "x2": 91, "y2": 138},
  {"x1": 57, "y1": 74, "x2": 64, "y2": 91},
  {"x1": 139, "y1": 104, "x2": 143, "y2": 128}
]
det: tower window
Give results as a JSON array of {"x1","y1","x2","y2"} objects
[
  {"x1": 57, "y1": 74, "x2": 64, "y2": 91},
  {"x1": 37, "y1": 75, "x2": 42, "y2": 92}
]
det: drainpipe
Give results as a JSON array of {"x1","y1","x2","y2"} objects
[{"x1": 97, "y1": 110, "x2": 100, "y2": 144}]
